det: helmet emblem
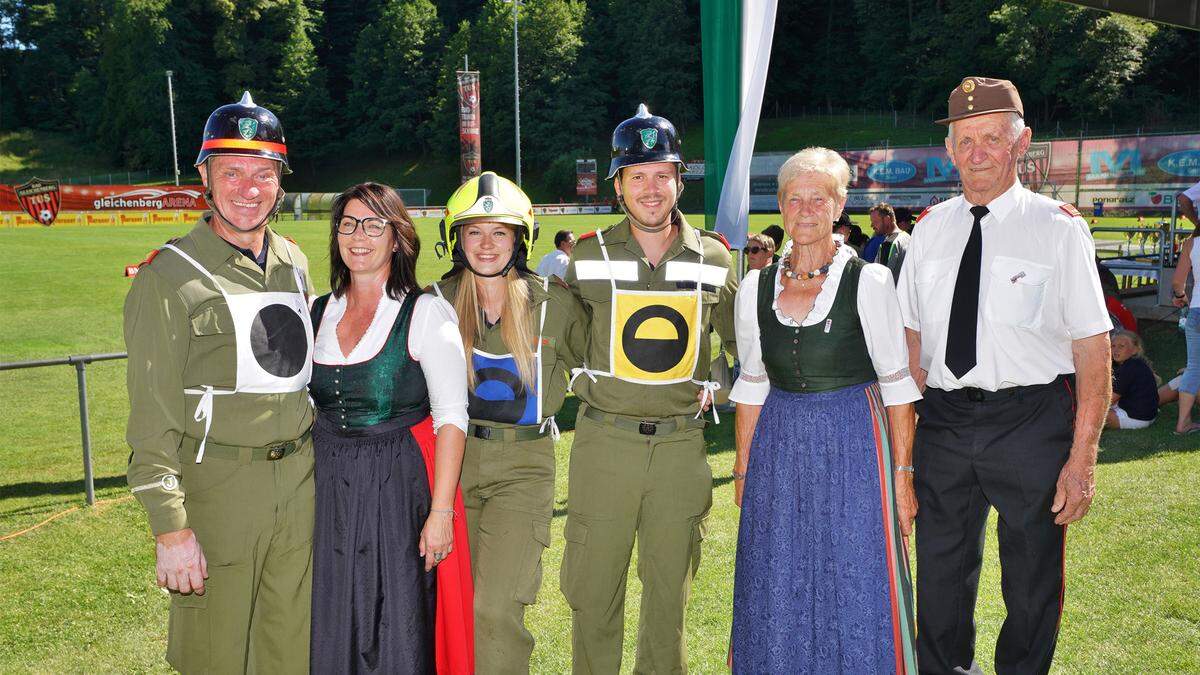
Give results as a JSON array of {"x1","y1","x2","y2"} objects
[
  {"x1": 639, "y1": 128, "x2": 658, "y2": 150},
  {"x1": 238, "y1": 118, "x2": 259, "y2": 140},
  {"x1": 483, "y1": 197, "x2": 494, "y2": 213}
]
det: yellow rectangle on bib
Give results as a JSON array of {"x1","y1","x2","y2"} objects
[{"x1": 612, "y1": 290, "x2": 700, "y2": 383}]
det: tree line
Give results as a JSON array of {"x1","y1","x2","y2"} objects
[{"x1": 1, "y1": 0, "x2": 1195, "y2": 198}]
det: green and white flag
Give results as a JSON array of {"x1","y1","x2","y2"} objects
[{"x1": 703, "y1": 0, "x2": 778, "y2": 249}]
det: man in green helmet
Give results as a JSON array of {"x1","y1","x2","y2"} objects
[
  {"x1": 560, "y1": 104, "x2": 738, "y2": 674},
  {"x1": 123, "y1": 92, "x2": 316, "y2": 673}
]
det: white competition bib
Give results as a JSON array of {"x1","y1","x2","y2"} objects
[{"x1": 164, "y1": 243, "x2": 313, "y2": 461}]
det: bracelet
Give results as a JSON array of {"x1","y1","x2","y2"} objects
[
  {"x1": 430, "y1": 508, "x2": 455, "y2": 519},
  {"x1": 895, "y1": 465, "x2": 915, "y2": 473},
  {"x1": 732, "y1": 470, "x2": 747, "y2": 480}
]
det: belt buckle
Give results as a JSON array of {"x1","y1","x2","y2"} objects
[
  {"x1": 474, "y1": 426, "x2": 492, "y2": 440},
  {"x1": 638, "y1": 421, "x2": 657, "y2": 436},
  {"x1": 965, "y1": 388, "x2": 986, "y2": 403},
  {"x1": 266, "y1": 442, "x2": 288, "y2": 461}
]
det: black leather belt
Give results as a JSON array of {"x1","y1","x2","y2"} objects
[{"x1": 934, "y1": 374, "x2": 1073, "y2": 403}]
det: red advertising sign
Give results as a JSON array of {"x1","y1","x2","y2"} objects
[
  {"x1": 576, "y1": 159, "x2": 597, "y2": 196},
  {"x1": 0, "y1": 184, "x2": 208, "y2": 213},
  {"x1": 457, "y1": 70, "x2": 482, "y2": 184}
]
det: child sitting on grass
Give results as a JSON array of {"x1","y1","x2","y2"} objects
[{"x1": 1106, "y1": 330, "x2": 1159, "y2": 430}]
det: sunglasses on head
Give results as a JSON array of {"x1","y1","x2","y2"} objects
[{"x1": 745, "y1": 246, "x2": 769, "y2": 254}]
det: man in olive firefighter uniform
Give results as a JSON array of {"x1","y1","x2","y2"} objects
[
  {"x1": 124, "y1": 92, "x2": 316, "y2": 673},
  {"x1": 431, "y1": 172, "x2": 589, "y2": 673},
  {"x1": 561, "y1": 104, "x2": 738, "y2": 674}
]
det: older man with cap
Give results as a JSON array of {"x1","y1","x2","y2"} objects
[
  {"x1": 124, "y1": 92, "x2": 316, "y2": 673},
  {"x1": 896, "y1": 77, "x2": 1111, "y2": 674}
]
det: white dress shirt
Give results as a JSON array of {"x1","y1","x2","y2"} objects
[
  {"x1": 535, "y1": 249, "x2": 571, "y2": 279},
  {"x1": 313, "y1": 288, "x2": 469, "y2": 433},
  {"x1": 730, "y1": 243, "x2": 922, "y2": 407},
  {"x1": 896, "y1": 181, "x2": 1112, "y2": 391}
]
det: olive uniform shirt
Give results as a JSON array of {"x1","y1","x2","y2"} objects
[
  {"x1": 433, "y1": 272, "x2": 588, "y2": 429},
  {"x1": 124, "y1": 217, "x2": 315, "y2": 536},
  {"x1": 565, "y1": 215, "x2": 738, "y2": 418}
]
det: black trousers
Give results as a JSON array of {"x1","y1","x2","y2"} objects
[{"x1": 914, "y1": 376, "x2": 1075, "y2": 675}]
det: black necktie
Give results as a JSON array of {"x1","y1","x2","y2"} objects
[
  {"x1": 880, "y1": 240, "x2": 892, "y2": 265},
  {"x1": 945, "y1": 205, "x2": 989, "y2": 379}
]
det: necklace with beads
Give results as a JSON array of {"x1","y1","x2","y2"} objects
[{"x1": 781, "y1": 241, "x2": 840, "y2": 281}]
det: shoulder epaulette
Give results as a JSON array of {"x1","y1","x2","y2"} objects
[
  {"x1": 550, "y1": 275, "x2": 570, "y2": 290},
  {"x1": 1059, "y1": 203, "x2": 1083, "y2": 218},
  {"x1": 699, "y1": 229, "x2": 731, "y2": 251},
  {"x1": 916, "y1": 206, "x2": 934, "y2": 223},
  {"x1": 139, "y1": 238, "x2": 179, "y2": 268},
  {"x1": 578, "y1": 230, "x2": 599, "y2": 242}
]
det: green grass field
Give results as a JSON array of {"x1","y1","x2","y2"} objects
[{"x1": 1, "y1": 215, "x2": 1198, "y2": 672}]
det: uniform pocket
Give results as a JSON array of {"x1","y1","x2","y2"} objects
[
  {"x1": 166, "y1": 562, "x2": 249, "y2": 673},
  {"x1": 985, "y1": 256, "x2": 1052, "y2": 329},
  {"x1": 189, "y1": 300, "x2": 234, "y2": 337},
  {"x1": 559, "y1": 515, "x2": 590, "y2": 609},
  {"x1": 512, "y1": 519, "x2": 551, "y2": 605},
  {"x1": 915, "y1": 258, "x2": 956, "y2": 323}
]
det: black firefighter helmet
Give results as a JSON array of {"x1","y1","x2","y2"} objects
[
  {"x1": 606, "y1": 103, "x2": 685, "y2": 180},
  {"x1": 194, "y1": 91, "x2": 291, "y2": 173}
]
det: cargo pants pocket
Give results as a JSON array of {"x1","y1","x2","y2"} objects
[
  {"x1": 165, "y1": 562, "x2": 249, "y2": 674},
  {"x1": 559, "y1": 516, "x2": 590, "y2": 610},
  {"x1": 513, "y1": 519, "x2": 551, "y2": 605}
]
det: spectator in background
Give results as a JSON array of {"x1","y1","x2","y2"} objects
[
  {"x1": 1170, "y1": 228, "x2": 1200, "y2": 434},
  {"x1": 535, "y1": 229, "x2": 575, "y2": 279},
  {"x1": 868, "y1": 202, "x2": 910, "y2": 283},
  {"x1": 895, "y1": 207, "x2": 914, "y2": 234},
  {"x1": 762, "y1": 224, "x2": 785, "y2": 262},
  {"x1": 1106, "y1": 330, "x2": 1158, "y2": 430},
  {"x1": 744, "y1": 233, "x2": 776, "y2": 271},
  {"x1": 1177, "y1": 178, "x2": 1200, "y2": 228},
  {"x1": 861, "y1": 202, "x2": 893, "y2": 262}
]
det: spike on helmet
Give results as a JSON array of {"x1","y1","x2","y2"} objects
[
  {"x1": 194, "y1": 91, "x2": 291, "y2": 173},
  {"x1": 438, "y1": 171, "x2": 538, "y2": 278},
  {"x1": 607, "y1": 103, "x2": 685, "y2": 180}
]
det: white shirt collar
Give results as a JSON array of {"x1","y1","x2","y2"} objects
[
  {"x1": 770, "y1": 242, "x2": 857, "y2": 327},
  {"x1": 969, "y1": 179, "x2": 1023, "y2": 227}
]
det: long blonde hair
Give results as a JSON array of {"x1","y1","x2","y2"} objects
[{"x1": 453, "y1": 267, "x2": 538, "y2": 391}]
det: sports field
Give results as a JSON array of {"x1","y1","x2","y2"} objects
[{"x1": 1, "y1": 215, "x2": 1197, "y2": 672}]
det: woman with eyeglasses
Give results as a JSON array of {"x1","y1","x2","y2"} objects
[{"x1": 308, "y1": 182, "x2": 472, "y2": 673}]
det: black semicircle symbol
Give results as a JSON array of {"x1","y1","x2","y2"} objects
[
  {"x1": 621, "y1": 305, "x2": 689, "y2": 373},
  {"x1": 250, "y1": 303, "x2": 307, "y2": 378},
  {"x1": 468, "y1": 366, "x2": 528, "y2": 423}
]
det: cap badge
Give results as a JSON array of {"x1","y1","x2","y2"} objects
[
  {"x1": 483, "y1": 197, "x2": 494, "y2": 213},
  {"x1": 962, "y1": 79, "x2": 976, "y2": 94},
  {"x1": 237, "y1": 118, "x2": 258, "y2": 140},
  {"x1": 639, "y1": 128, "x2": 658, "y2": 150}
]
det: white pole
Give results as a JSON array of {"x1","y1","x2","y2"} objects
[
  {"x1": 166, "y1": 70, "x2": 180, "y2": 186},
  {"x1": 512, "y1": 0, "x2": 522, "y2": 187}
]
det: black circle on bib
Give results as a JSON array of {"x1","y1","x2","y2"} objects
[
  {"x1": 621, "y1": 305, "x2": 689, "y2": 373},
  {"x1": 468, "y1": 366, "x2": 528, "y2": 423},
  {"x1": 251, "y1": 303, "x2": 307, "y2": 378}
]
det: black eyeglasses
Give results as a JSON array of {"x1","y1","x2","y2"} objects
[
  {"x1": 337, "y1": 215, "x2": 389, "y2": 237},
  {"x1": 745, "y1": 246, "x2": 769, "y2": 255}
]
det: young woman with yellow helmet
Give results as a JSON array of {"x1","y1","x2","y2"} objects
[{"x1": 431, "y1": 171, "x2": 587, "y2": 671}]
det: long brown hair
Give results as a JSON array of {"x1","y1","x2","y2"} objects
[{"x1": 328, "y1": 182, "x2": 420, "y2": 299}]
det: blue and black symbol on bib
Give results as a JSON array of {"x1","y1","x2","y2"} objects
[{"x1": 468, "y1": 351, "x2": 539, "y2": 425}]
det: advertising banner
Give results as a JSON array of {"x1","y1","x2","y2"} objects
[
  {"x1": 456, "y1": 70, "x2": 482, "y2": 184},
  {"x1": 0, "y1": 183, "x2": 207, "y2": 221},
  {"x1": 749, "y1": 133, "x2": 1200, "y2": 212},
  {"x1": 576, "y1": 159, "x2": 598, "y2": 196}
]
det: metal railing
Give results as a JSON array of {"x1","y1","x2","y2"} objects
[{"x1": 0, "y1": 352, "x2": 127, "y2": 505}]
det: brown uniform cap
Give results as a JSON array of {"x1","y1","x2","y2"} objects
[{"x1": 935, "y1": 77, "x2": 1024, "y2": 125}]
